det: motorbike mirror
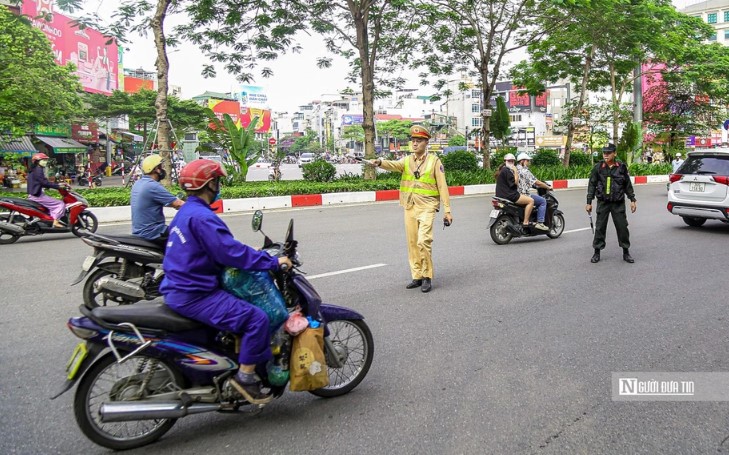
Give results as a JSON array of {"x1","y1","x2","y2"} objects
[
  {"x1": 252, "y1": 210, "x2": 264, "y2": 232},
  {"x1": 176, "y1": 191, "x2": 186, "y2": 201}
]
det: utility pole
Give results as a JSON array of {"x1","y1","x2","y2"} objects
[{"x1": 633, "y1": 64, "x2": 643, "y2": 164}]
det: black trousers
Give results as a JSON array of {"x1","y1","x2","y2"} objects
[{"x1": 592, "y1": 200, "x2": 630, "y2": 250}]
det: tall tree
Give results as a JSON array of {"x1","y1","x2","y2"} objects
[
  {"x1": 491, "y1": 96, "x2": 511, "y2": 147},
  {"x1": 0, "y1": 7, "x2": 84, "y2": 138},
  {"x1": 417, "y1": 0, "x2": 546, "y2": 169}
]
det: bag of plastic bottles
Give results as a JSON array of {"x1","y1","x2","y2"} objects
[{"x1": 221, "y1": 268, "x2": 288, "y2": 330}]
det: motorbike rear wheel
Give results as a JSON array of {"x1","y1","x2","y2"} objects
[
  {"x1": 83, "y1": 263, "x2": 140, "y2": 307},
  {"x1": 489, "y1": 215, "x2": 513, "y2": 245},
  {"x1": 72, "y1": 211, "x2": 99, "y2": 237},
  {"x1": 74, "y1": 354, "x2": 182, "y2": 450},
  {"x1": 546, "y1": 213, "x2": 565, "y2": 239},
  {"x1": 0, "y1": 211, "x2": 23, "y2": 244},
  {"x1": 309, "y1": 319, "x2": 374, "y2": 398}
]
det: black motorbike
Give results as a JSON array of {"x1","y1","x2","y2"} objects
[
  {"x1": 77, "y1": 172, "x2": 103, "y2": 187},
  {"x1": 488, "y1": 188, "x2": 565, "y2": 245},
  {"x1": 72, "y1": 232, "x2": 164, "y2": 308}
]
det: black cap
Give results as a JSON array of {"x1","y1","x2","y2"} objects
[{"x1": 602, "y1": 143, "x2": 616, "y2": 153}]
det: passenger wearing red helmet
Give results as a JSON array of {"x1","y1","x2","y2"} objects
[
  {"x1": 27, "y1": 153, "x2": 69, "y2": 228},
  {"x1": 160, "y1": 159, "x2": 293, "y2": 405}
]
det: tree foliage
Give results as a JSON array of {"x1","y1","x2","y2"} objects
[
  {"x1": 205, "y1": 111, "x2": 261, "y2": 181},
  {"x1": 0, "y1": 8, "x2": 84, "y2": 137},
  {"x1": 491, "y1": 96, "x2": 511, "y2": 146}
]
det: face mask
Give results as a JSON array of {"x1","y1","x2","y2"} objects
[
  {"x1": 210, "y1": 181, "x2": 221, "y2": 203},
  {"x1": 38, "y1": 160, "x2": 48, "y2": 167},
  {"x1": 158, "y1": 169, "x2": 167, "y2": 180}
]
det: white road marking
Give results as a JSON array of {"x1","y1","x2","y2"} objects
[
  {"x1": 306, "y1": 263, "x2": 387, "y2": 279},
  {"x1": 564, "y1": 227, "x2": 592, "y2": 234}
]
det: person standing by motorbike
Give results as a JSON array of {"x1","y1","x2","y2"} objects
[
  {"x1": 131, "y1": 154, "x2": 184, "y2": 246},
  {"x1": 586, "y1": 143, "x2": 637, "y2": 264},
  {"x1": 160, "y1": 159, "x2": 292, "y2": 405},
  {"x1": 516, "y1": 153, "x2": 551, "y2": 231},
  {"x1": 364, "y1": 125, "x2": 452, "y2": 293},
  {"x1": 495, "y1": 153, "x2": 534, "y2": 233},
  {"x1": 27, "y1": 153, "x2": 68, "y2": 229}
]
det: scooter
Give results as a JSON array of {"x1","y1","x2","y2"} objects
[
  {"x1": 0, "y1": 188, "x2": 98, "y2": 244},
  {"x1": 55, "y1": 210, "x2": 374, "y2": 450},
  {"x1": 78, "y1": 172, "x2": 103, "y2": 187},
  {"x1": 488, "y1": 188, "x2": 565, "y2": 245},
  {"x1": 72, "y1": 232, "x2": 165, "y2": 308}
]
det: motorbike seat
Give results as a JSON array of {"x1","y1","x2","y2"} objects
[
  {"x1": 92, "y1": 302, "x2": 204, "y2": 332},
  {"x1": 493, "y1": 196, "x2": 517, "y2": 207},
  {"x1": 0, "y1": 197, "x2": 49, "y2": 213},
  {"x1": 90, "y1": 233, "x2": 165, "y2": 251}
]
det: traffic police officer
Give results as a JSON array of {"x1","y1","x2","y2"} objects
[
  {"x1": 585, "y1": 143, "x2": 637, "y2": 263},
  {"x1": 365, "y1": 125, "x2": 453, "y2": 292}
]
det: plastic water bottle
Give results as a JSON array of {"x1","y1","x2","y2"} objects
[{"x1": 306, "y1": 316, "x2": 321, "y2": 329}]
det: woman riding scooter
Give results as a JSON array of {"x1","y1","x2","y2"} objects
[{"x1": 27, "y1": 153, "x2": 69, "y2": 228}]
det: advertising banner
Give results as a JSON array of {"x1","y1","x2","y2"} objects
[
  {"x1": 208, "y1": 99, "x2": 242, "y2": 125},
  {"x1": 72, "y1": 122, "x2": 99, "y2": 143},
  {"x1": 509, "y1": 87, "x2": 531, "y2": 112},
  {"x1": 239, "y1": 85, "x2": 268, "y2": 107},
  {"x1": 342, "y1": 114, "x2": 364, "y2": 126},
  {"x1": 22, "y1": 0, "x2": 119, "y2": 95},
  {"x1": 241, "y1": 107, "x2": 272, "y2": 133}
]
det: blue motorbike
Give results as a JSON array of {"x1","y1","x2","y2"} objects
[{"x1": 54, "y1": 211, "x2": 374, "y2": 450}]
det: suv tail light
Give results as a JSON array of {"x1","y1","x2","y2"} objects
[
  {"x1": 712, "y1": 176, "x2": 729, "y2": 185},
  {"x1": 667, "y1": 202, "x2": 673, "y2": 212},
  {"x1": 669, "y1": 174, "x2": 682, "y2": 183}
]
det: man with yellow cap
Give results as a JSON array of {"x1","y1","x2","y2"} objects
[
  {"x1": 131, "y1": 154, "x2": 184, "y2": 246},
  {"x1": 365, "y1": 125, "x2": 453, "y2": 293}
]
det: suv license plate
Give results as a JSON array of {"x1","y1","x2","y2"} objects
[
  {"x1": 490, "y1": 209, "x2": 500, "y2": 218},
  {"x1": 689, "y1": 182, "x2": 705, "y2": 192}
]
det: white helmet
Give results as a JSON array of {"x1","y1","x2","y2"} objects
[
  {"x1": 675, "y1": 153, "x2": 681, "y2": 157},
  {"x1": 504, "y1": 153, "x2": 516, "y2": 161},
  {"x1": 517, "y1": 152, "x2": 532, "y2": 162}
]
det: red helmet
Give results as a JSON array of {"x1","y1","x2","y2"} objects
[
  {"x1": 179, "y1": 159, "x2": 228, "y2": 191},
  {"x1": 32, "y1": 153, "x2": 49, "y2": 162}
]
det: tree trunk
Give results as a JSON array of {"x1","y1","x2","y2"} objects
[
  {"x1": 563, "y1": 45, "x2": 594, "y2": 167},
  {"x1": 480, "y1": 66, "x2": 492, "y2": 170},
  {"x1": 152, "y1": 0, "x2": 172, "y2": 186}
]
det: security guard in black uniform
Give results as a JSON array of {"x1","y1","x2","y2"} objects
[{"x1": 585, "y1": 143, "x2": 637, "y2": 263}]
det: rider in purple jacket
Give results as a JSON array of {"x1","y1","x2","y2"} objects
[{"x1": 160, "y1": 159, "x2": 292, "y2": 405}]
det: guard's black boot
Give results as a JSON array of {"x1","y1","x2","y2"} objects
[
  {"x1": 623, "y1": 248, "x2": 634, "y2": 263},
  {"x1": 406, "y1": 279, "x2": 423, "y2": 289},
  {"x1": 421, "y1": 278, "x2": 432, "y2": 293},
  {"x1": 591, "y1": 249, "x2": 600, "y2": 263}
]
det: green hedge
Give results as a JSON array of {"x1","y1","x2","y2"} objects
[{"x1": 0, "y1": 163, "x2": 673, "y2": 207}]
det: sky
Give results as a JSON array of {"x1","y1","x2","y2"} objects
[{"x1": 80, "y1": 0, "x2": 705, "y2": 113}]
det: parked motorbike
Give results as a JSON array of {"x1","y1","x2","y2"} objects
[
  {"x1": 488, "y1": 188, "x2": 565, "y2": 244},
  {"x1": 78, "y1": 172, "x2": 103, "y2": 187},
  {"x1": 0, "y1": 188, "x2": 98, "y2": 244},
  {"x1": 56, "y1": 210, "x2": 374, "y2": 450},
  {"x1": 268, "y1": 166, "x2": 281, "y2": 181},
  {"x1": 72, "y1": 232, "x2": 165, "y2": 308}
]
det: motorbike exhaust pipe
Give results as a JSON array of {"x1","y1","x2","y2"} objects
[
  {"x1": 100, "y1": 401, "x2": 221, "y2": 423},
  {"x1": 96, "y1": 276, "x2": 146, "y2": 299},
  {"x1": 0, "y1": 222, "x2": 24, "y2": 235}
]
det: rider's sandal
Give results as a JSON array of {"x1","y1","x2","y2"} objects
[{"x1": 230, "y1": 372, "x2": 273, "y2": 405}]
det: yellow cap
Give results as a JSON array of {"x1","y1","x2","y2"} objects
[{"x1": 142, "y1": 154, "x2": 163, "y2": 174}]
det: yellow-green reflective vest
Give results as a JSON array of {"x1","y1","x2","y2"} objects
[{"x1": 400, "y1": 155, "x2": 439, "y2": 197}]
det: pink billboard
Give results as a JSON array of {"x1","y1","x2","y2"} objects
[{"x1": 22, "y1": 0, "x2": 119, "y2": 95}]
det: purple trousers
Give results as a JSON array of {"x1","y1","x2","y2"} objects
[
  {"x1": 28, "y1": 192, "x2": 65, "y2": 220},
  {"x1": 167, "y1": 289, "x2": 272, "y2": 365}
]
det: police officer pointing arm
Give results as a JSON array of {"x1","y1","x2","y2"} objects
[{"x1": 586, "y1": 143, "x2": 637, "y2": 264}]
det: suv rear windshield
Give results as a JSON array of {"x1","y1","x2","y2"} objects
[{"x1": 678, "y1": 155, "x2": 729, "y2": 175}]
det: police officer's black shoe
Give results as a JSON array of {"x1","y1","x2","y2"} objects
[
  {"x1": 406, "y1": 279, "x2": 423, "y2": 289},
  {"x1": 421, "y1": 278, "x2": 432, "y2": 293},
  {"x1": 623, "y1": 249, "x2": 634, "y2": 263},
  {"x1": 591, "y1": 249, "x2": 600, "y2": 263}
]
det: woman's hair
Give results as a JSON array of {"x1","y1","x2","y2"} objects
[{"x1": 493, "y1": 163, "x2": 505, "y2": 180}]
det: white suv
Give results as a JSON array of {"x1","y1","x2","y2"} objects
[
  {"x1": 298, "y1": 152, "x2": 316, "y2": 167},
  {"x1": 667, "y1": 148, "x2": 729, "y2": 226}
]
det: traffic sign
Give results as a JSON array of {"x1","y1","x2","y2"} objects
[{"x1": 268, "y1": 138, "x2": 277, "y2": 146}]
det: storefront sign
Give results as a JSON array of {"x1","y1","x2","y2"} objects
[
  {"x1": 536, "y1": 136, "x2": 566, "y2": 147},
  {"x1": 34, "y1": 124, "x2": 71, "y2": 137},
  {"x1": 72, "y1": 123, "x2": 99, "y2": 143}
]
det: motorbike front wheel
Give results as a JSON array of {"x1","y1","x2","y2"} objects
[
  {"x1": 547, "y1": 213, "x2": 565, "y2": 239},
  {"x1": 72, "y1": 211, "x2": 99, "y2": 237},
  {"x1": 309, "y1": 319, "x2": 374, "y2": 398},
  {"x1": 74, "y1": 354, "x2": 183, "y2": 450},
  {"x1": 489, "y1": 215, "x2": 513, "y2": 245},
  {"x1": 0, "y1": 211, "x2": 22, "y2": 244}
]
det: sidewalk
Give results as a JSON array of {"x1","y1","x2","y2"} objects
[{"x1": 90, "y1": 175, "x2": 670, "y2": 224}]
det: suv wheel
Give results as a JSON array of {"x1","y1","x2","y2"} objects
[{"x1": 681, "y1": 216, "x2": 707, "y2": 227}]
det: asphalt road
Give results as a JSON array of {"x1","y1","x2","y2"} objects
[{"x1": 1, "y1": 184, "x2": 728, "y2": 454}]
